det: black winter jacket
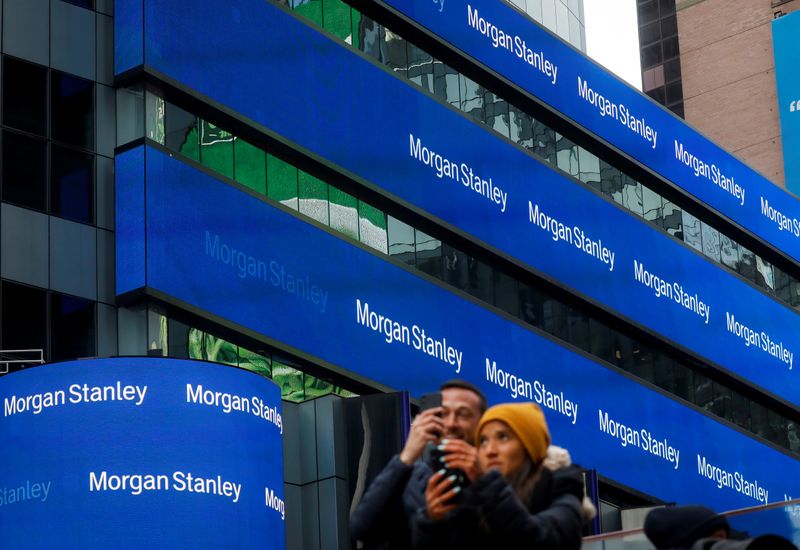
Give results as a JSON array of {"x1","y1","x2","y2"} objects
[
  {"x1": 349, "y1": 455, "x2": 433, "y2": 549},
  {"x1": 410, "y1": 466, "x2": 584, "y2": 550}
]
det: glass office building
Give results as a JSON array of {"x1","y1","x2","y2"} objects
[{"x1": 4, "y1": 0, "x2": 800, "y2": 545}]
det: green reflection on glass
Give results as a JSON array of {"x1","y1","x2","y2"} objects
[
  {"x1": 234, "y1": 138, "x2": 267, "y2": 195},
  {"x1": 267, "y1": 154, "x2": 299, "y2": 210}
]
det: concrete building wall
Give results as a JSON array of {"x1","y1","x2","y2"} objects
[{"x1": 676, "y1": 0, "x2": 800, "y2": 189}]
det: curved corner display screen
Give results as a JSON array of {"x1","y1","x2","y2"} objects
[
  {"x1": 374, "y1": 0, "x2": 800, "y2": 267},
  {"x1": 114, "y1": 0, "x2": 800, "y2": 408},
  {"x1": 115, "y1": 143, "x2": 800, "y2": 512},
  {"x1": 0, "y1": 358, "x2": 285, "y2": 549}
]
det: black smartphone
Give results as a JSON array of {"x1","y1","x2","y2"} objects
[{"x1": 418, "y1": 392, "x2": 442, "y2": 413}]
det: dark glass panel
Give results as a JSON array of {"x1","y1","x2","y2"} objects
[
  {"x1": 1, "y1": 281, "x2": 47, "y2": 354},
  {"x1": 3, "y1": 57, "x2": 48, "y2": 136},
  {"x1": 199, "y1": 120, "x2": 234, "y2": 178},
  {"x1": 234, "y1": 138, "x2": 267, "y2": 195},
  {"x1": 165, "y1": 102, "x2": 199, "y2": 161},
  {"x1": 542, "y1": 298, "x2": 568, "y2": 341},
  {"x1": 493, "y1": 271, "x2": 519, "y2": 316},
  {"x1": 51, "y1": 72, "x2": 94, "y2": 150},
  {"x1": 719, "y1": 234, "x2": 740, "y2": 271},
  {"x1": 384, "y1": 32, "x2": 409, "y2": 78},
  {"x1": 566, "y1": 307, "x2": 590, "y2": 351},
  {"x1": 621, "y1": 177, "x2": 644, "y2": 216},
  {"x1": 588, "y1": 319, "x2": 611, "y2": 360},
  {"x1": 64, "y1": 0, "x2": 94, "y2": 8},
  {"x1": 267, "y1": 154, "x2": 299, "y2": 210},
  {"x1": 555, "y1": 133, "x2": 579, "y2": 177},
  {"x1": 639, "y1": 21, "x2": 661, "y2": 45},
  {"x1": 662, "y1": 199, "x2": 683, "y2": 238},
  {"x1": 666, "y1": 81, "x2": 683, "y2": 104},
  {"x1": 661, "y1": 14, "x2": 678, "y2": 37},
  {"x1": 646, "y1": 86, "x2": 666, "y2": 105},
  {"x1": 509, "y1": 105, "x2": 533, "y2": 150},
  {"x1": 442, "y1": 244, "x2": 468, "y2": 289},
  {"x1": 51, "y1": 145, "x2": 94, "y2": 224},
  {"x1": 407, "y1": 43, "x2": 435, "y2": 94},
  {"x1": 664, "y1": 58, "x2": 682, "y2": 83},
  {"x1": 2, "y1": 131, "x2": 47, "y2": 211},
  {"x1": 50, "y1": 293, "x2": 95, "y2": 362},
  {"x1": 532, "y1": 119, "x2": 557, "y2": 164},
  {"x1": 600, "y1": 160, "x2": 624, "y2": 200},
  {"x1": 638, "y1": 0, "x2": 658, "y2": 24},
  {"x1": 464, "y1": 256, "x2": 493, "y2": 303},
  {"x1": 459, "y1": 75, "x2": 484, "y2": 122},
  {"x1": 519, "y1": 283, "x2": 544, "y2": 327},
  {"x1": 737, "y1": 245, "x2": 756, "y2": 282},
  {"x1": 415, "y1": 228, "x2": 442, "y2": 279},
  {"x1": 662, "y1": 36, "x2": 680, "y2": 60},
  {"x1": 354, "y1": 15, "x2": 383, "y2": 61},
  {"x1": 670, "y1": 102, "x2": 684, "y2": 118},
  {"x1": 641, "y1": 42, "x2": 663, "y2": 68},
  {"x1": 167, "y1": 318, "x2": 191, "y2": 358}
]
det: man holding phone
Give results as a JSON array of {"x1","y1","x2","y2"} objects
[{"x1": 350, "y1": 380, "x2": 487, "y2": 549}]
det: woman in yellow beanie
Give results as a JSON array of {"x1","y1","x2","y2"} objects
[{"x1": 411, "y1": 403, "x2": 584, "y2": 549}]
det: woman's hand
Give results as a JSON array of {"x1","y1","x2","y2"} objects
[
  {"x1": 439, "y1": 439, "x2": 484, "y2": 483},
  {"x1": 425, "y1": 470, "x2": 460, "y2": 521}
]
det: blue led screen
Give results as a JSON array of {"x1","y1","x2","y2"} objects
[
  {"x1": 773, "y1": 11, "x2": 800, "y2": 196},
  {"x1": 374, "y1": 0, "x2": 800, "y2": 266},
  {"x1": 0, "y1": 357, "x2": 285, "y2": 549},
  {"x1": 115, "y1": 143, "x2": 800, "y2": 511},
  {"x1": 113, "y1": 0, "x2": 800, "y2": 407}
]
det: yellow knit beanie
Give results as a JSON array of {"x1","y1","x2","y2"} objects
[{"x1": 476, "y1": 403, "x2": 551, "y2": 464}]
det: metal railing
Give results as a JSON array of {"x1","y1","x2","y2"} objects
[{"x1": 0, "y1": 349, "x2": 45, "y2": 375}]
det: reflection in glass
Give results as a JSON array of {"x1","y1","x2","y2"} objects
[
  {"x1": 621, "y1": 177, "x2": 643, "y2": 216},
  {"x1": 358, "y1": 201, "x2": 388, "y2": 253},
  {"x1": 719, "y1": 234, "x2": 739, "y2": 271},
  {"x1": 641, "y1": 185, "x2": 663, "y2": 227},
  {"x1": 165, "y1": 103, "x2": 199, "y2": 161},
  {"x1": 292, "y1": 0, "x2": 322, "y2": 25},
  {"x1": 465, "y1": 256, "x2": 493, "y2": 303},
  {"x1": 322, "y1": 0, "x2": 352, "y2": 42},
  {"x1": 509, "y1": 105, "x2": 534, "y2": 150},
  {"x1": 433, "y1": 61, "x2": 460, "y2": 107},
  {"x1": 578, "y1": 147, "x2": 600, "y2": 190},
  {"x1": 387, "y1": 216, "x2": 416, "y2": 265},
  {"x1": 415, "y1": 228, "x2": 443, "y2": 279},
  {"x1": 700, "y1": 222, "x2": 721, "y2": 263},
  {"x1": 407, "y1": 43, "x2": 435, "y2": 94},
  {"x1": 267, "y1": 154, "x2": 299, "y2": 210},
  {"x1": 555, "y1": 133, "x2": 579, "y2": 178},
  {"x1": 234, "y1": 138, "x2": 267, "y2": 195},
  {"x1": 443, "y1": 244, "x2": 468, "y2": 289},
  {"x1": 383, "y1": 29, "x2": 409, "y2": 77},
  {"x1": 459, "y1": 75, "x2": 484, "y2": 122},
  {"x1": 662, "y1": 199, "x2": 682, "y2": 238},
  {"x1": 519, "y1": 283, "x2": 543, "y2": 326},
  {"x1": 329, "y1": 187, "x2": 359, "y2": 240},
  {"x1": 532, "y1": 119, "x2": 557, "y2": 164},
  {"x1": 298, "y1": 171, "x2": 330, "y2": 225},
  {"x1": 51, "y1": 72, "x2": 95, "y2": 151},
  {"x1": 681, "y1": 210, "x2": 702, "y2": 252},
  {"x1": 494, "y1": 271, "x2": 519, "y2": 316},
  {"x1": 484, "y1": 91, "x2": 510, "y2": 137},
  {"x1": 199, "y1": 120, "x2": 234, "y2": 178},
  {"x1": 145, "y1": 92, "x2": 165, "y2": 144},
  {"x1": 737, "y1": 245, "x2": 756, "y2": 281},
  {"x1": 755, "y1": 255, "x2": 775, "y2": 291}
]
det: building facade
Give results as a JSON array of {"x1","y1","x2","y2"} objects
[
  {"x1": 637, "y1": 0, "x2": 800, "y2": 189},
  {"x1": 4, "y1": 0, "x2": 800, "y2": 546}
]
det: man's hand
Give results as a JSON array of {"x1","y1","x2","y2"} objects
[
  {"x1": 424, "y1": 470, "x2": 459, "y2": 521},
  {"x1": 438, "y1": 439, "x2": 483, "y2": 483},
  {"x1": 400, "y1": 408, "x2": 445, "y2": 465}
]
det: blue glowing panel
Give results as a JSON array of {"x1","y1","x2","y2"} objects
[
  {"x1": 773, "y1": 12, "x2": 800, "y2": 195},
  {"x1": 0, "y1": 357, "x2": 285, "y2": 549},
  {"x1": 115, "y1": 146, "x2": 146, "y2": 296},
  {"x1": 118, "y1": 144, "x2": 800, "y2": 511},
  {"x1": 373, "y1": 0, "x2": 800, "y2": 265},
  {"x1": 114, "y1": 0, "x2": 800, "y2": 407},
  {"x1": 114, "y1": 0, "x2": 143, "y2": 75}
]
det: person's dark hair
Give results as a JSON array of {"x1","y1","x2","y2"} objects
[
  {"x1": 439, "y1": 379, "x2": 488, "y2": 413},
  {"x1": 505, "y1": 455, "x2": 542, "y2": 503}
]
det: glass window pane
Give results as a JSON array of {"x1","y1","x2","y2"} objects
[
  {"x1": 543, "y1": 297, "x2": 568, "y2": 340},
  {"x1": 2, "y1": 131, "x2": 47, "y2": 211},
  {"x1": 600, "y1": 160, "x2": 624, "y2": 199},
  {"x1": 272, "y1": 358, "x2": 306, "y2": 402},
  {"x1": 293, "y1": 0, "x2": 322, "y2": 25},
  {"x1": 641, "y1": 42, "x2": 663, "y2": 69},
  {"x1": 384, "y1": 30, "x2": 409, "y2": 77},
  {"x1": 407, "y1": 43, "x2": 435, "y2": 94},
  {"x1": 567, "y1": 307, "x2": 589, "y2": 350},
  {"x1": 353, "y1": 14, "x2": 380, "y2": 60},
  {"x1": 165, "y1": 102, "x2": 199, "y2": 161},
  {"x1": 483, "y1": 91, "x2": 509, "y2": 137},
  {"x1": 578, "y1": 147, "x2": 601, "y2": 189},
  {"x1": 509, "y1": 105, "x2": 533, "y2": 150},
  {"x1": 387, "y1": 216, "x2": 416, "y2": 265},
  {"x1": 755, "y1": 256, "x2": 775, "y2": 291},
  {"x1": 639, "y1": 0, "x2": 658, "y2": 24},
  {"x1": 774, "y1": 267, "x2": 792, "y2": 304},
  {"x1": 358, "y1": 201, "x2": 388, "y2": 253},
  {"x1": 622, "y1": 177, "x2": 644, "y2": 216},
  {"x1": 199, "y1": 120, "x2": 234, "y2": 178},
  {"x1": 459, "y1": 75, "x2": 484, "y2": 122},
  {"x1": 641, "y1": 185, "x2": 663, "y2": 227},
  {"x1": 433, "y1": 60, "x2": 460, "y2": 107},
  {"x1": 167, "y1": 317, "x2": 191, "y2": 358},
  {"x1": 145, "y1": 92, "x2": 165, "y2": 144},
  {"x1": 700, "y1": 222, "x2": 721, "y2": 263},
  {"x1": 147, "y1": 307, "x2": 168, "y2": 355},
  {"x1": 1, "y1": 281, "x2": 47, "y2": 355},
  {"x1": 443, "y1": 244, "x2": 468, "y2": 289},
  {"x1": 519, "y1": 282, "x2": 544, "y2": 327},
  {"x1": 51, "y1": 71, "x2": 94, "y2": 150},
  {"x1": 662, "y1": 199, "x2": 682, "y2": 238},
  {"x1": 322, "y1": 0, "x2": 351, "y2": 41},
  {"x1": 681, "y1": 210, "x2": 702, "y2": 252},
  {"x1": 51, "y1": 145, "x2": 94, "y2": 224},
  {"x1": 117, "y1": 86, "x2": 145, "y2": 146},
  {"x1": 415, "y1": 228, "x2": 442, "y2": 279},
  {"x1": 555, "y1": 133, "x2": 579, "y2": 177},
  {"x1": 50, "y1": 293, "x2": 95, "y2": 362},
  {"x1": 532, "y1": 119, "x2": 557, "y2": 164},
  {"x1": 465, "y1": 256, "x2": 493, "y2": 303},
  {"x1": 238, "y1": 347, "x2": 272, "y2": 378},
  {"x1": 298, "y1": 171, "x2": 330, "y2": 225},
  {"x1": 329, "y1": 187, "x2": 359, "y2": 240},
  {"x1": 737, "y1": 245, "x2": 756, "y2": 282},
  {"x1": 267, "y1": 154, "x2": 299, "y2": 210},
  {"x1": 234, "y1": 138, "x2": 267, "y2": 195},
  {"x1": 3, "y1": 57, "x2": 47, "y2": 136},
  {"x1": 719, "y1": 234, "x2": 739, "y2": 271}
]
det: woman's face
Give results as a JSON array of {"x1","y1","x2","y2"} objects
[{"x1": 477, "y1": 420, "x2": 527, "y2": 477}]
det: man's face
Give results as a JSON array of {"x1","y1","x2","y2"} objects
[{"x1": 440, "y1": 387, "x2": 482, "y2": 442}]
